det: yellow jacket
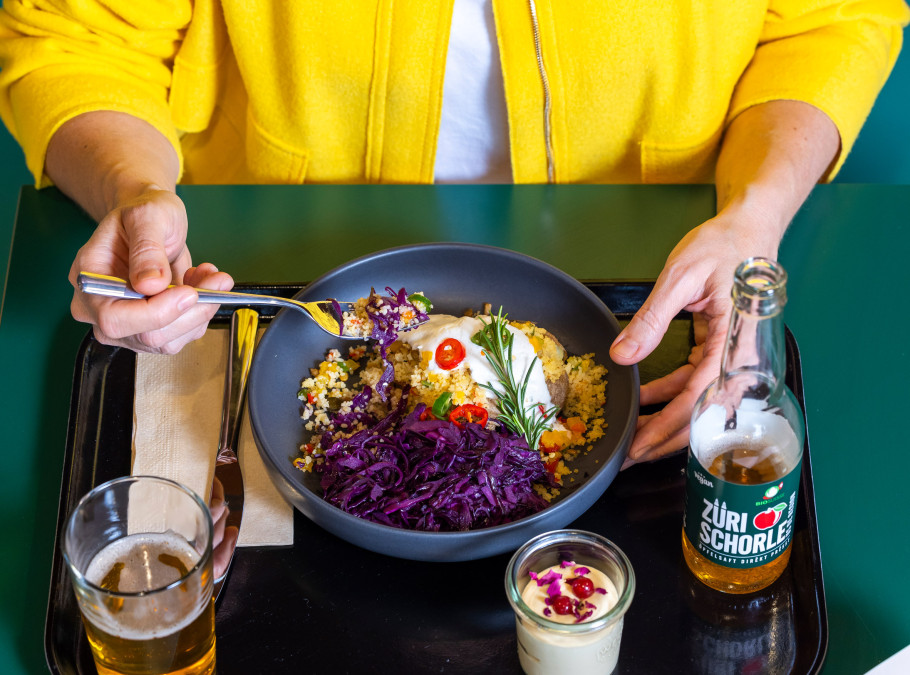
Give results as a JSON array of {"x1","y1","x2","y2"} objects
[{"x1": 0, "y1": 1, "x2": 907, "y2": 187}]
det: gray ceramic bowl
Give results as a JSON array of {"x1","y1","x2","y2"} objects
[{"x1": 248, "y1": 243, "x2": 639, "y2": 561}]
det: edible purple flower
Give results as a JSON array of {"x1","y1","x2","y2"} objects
[{"x1": 536, "y1": 570, "x2": 562, "y2": 588}]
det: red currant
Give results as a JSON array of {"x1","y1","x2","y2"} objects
[
  {"x1": 570, "y1": 577, "x2": 595, "y2": 599},
  {"x1": 552, "y1": 595, "x2": 573, "y2": 615}
]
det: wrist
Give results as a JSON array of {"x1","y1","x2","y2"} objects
[
  {"x1": 103, "y1": 174, "x2": 176, "y2": 215},
  {"x1": 716, "y1": 189, "x2": 792, "y2": 246},
  {"x1": 715, "y1": 100, "x2": 840, "y2": 244},
  {"x1": 46, "y1": 111, "x2": 179, "y2": 221}
]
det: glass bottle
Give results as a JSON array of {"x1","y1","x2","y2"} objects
[{"x1": 682, "y1": 257, "x2": 805, "y2": 594}]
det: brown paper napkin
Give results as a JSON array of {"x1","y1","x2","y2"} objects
[{"x1": 132, "y1": 328, "x2": 294, "y2": 546}]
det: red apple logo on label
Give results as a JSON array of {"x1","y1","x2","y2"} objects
[{"x1": 753, "y1": 503, "x2": 787, "y2": 530}]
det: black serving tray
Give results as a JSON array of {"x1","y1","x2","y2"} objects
[{"x1": 45, "y1": 282, "x2": 827, "y2": 674}]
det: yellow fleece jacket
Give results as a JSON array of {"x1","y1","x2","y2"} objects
[{"x1": 0, "y1": 1, "x2": 907, "y2": 187}]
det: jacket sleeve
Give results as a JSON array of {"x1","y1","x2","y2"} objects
[
  {"x1": 0, "y1": 0, "x2": 192, "y2": 187},
  {"x1": 728, "y1": 0, "x2": 910, "y2": 179}
]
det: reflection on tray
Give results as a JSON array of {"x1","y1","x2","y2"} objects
[{"x1": 681, "y1": 565, "x2": 797, "y2": 673}]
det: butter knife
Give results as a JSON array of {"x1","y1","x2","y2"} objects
[{"x1": 212, "y1": 308, "x2": 259, "y2": 602}]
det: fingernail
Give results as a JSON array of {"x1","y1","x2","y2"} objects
[
  {"x1": 136, "y1": 268, "x2": 162, "y2": 283},
  {"x1": 177, "y1": 290, "x2": 197, "y2": 312},
  {"x1": 630, "y1": 445, "x2": 651, "y2": 461},
  {"x1": 612, "y1": 336, "x2": 639, "y2": 360}
]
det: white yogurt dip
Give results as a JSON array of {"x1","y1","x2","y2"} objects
[{"x1": 516, "y1": 562, "x2": 623, "y2": 674}]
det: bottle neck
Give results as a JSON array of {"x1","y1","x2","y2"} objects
[{"x1": 717, "y1": 259, "x2": 788, "y2": 396}]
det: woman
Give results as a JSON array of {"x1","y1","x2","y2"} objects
[{"x1": 1, "y1": 0, "x2": 907, "y2": 464}]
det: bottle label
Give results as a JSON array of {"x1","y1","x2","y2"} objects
[{"x1": 683, "y1": 453, "x2": 802, "y2": 569}]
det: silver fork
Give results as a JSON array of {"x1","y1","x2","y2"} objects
[{"x1": 77, "y1": 271, "x2": 359, "y2": 338}]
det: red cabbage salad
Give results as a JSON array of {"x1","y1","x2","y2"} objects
[{"x1": 317, "y1": 386, "x2": 554, "y2": 530}]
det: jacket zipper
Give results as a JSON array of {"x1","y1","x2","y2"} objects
[{"x1": 528, "y1": 0, "x2": 554, "y2": 182}]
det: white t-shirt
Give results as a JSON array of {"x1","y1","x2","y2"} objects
[{"x1": 434, "y1": 0, "x2": 512, "y2": 183}]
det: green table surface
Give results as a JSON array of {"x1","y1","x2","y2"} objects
[{"x1": 1, "y1": 184, "x2": 907, "y2": 674}]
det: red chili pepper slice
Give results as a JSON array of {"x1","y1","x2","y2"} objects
[
  {"x1": 435, "y1": 338, "x2": 466, "y2": 370},
  {"x1": 448, "y1": 404, "x2": 489, "y2": 429}
]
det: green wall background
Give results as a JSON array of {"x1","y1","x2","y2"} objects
[{"x1": 1, "y1": 25, "x2": 909, "y2": 300}]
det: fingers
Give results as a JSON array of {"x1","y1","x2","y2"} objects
[
  {"x1": 67, "y1": 190, "x2": 232, "y2": 354},
  {"x1": 73, "y1": 256, "x2": 233, "y2": 354},
  {"x1": 210, "y1": 476, "x2": 226, "y2": 524},
  {"x1": 640, "y1": 364, "x2": 695, "y2": 406},
  {"x1": 209, "y1": 477, "x2": 238, "y2": 580},
  {"x1": 628, "y1": 395, "x2": 693, "y2": 460},
  {"x1": 79, "y1": 282, "x2": 213, "y2": 354},
  {"x1": 627, "y1": 355, "x2": 719, "y2": 463},
  {"x1": 94, "y1": 285, "x2": 198, "y2": 337},
  {"x1": 212, "y1": 501, "x2": 228, "y2": 547},
  {"x1": 692, "y1": 312, "x2": 709, "y2": 346},
  {"x1": 213, "y1": 527, "x2": 239, "y2": 581}
]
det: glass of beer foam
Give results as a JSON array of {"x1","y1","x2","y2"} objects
[
  {"x1": 63, "y1": 475, "x2": 216, "y2": 675},
  {"x1": 505, "y1": 530, "x2": 636, "y2": 675}
]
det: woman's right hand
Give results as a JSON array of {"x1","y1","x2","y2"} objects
[{"x1": 68, "y1": 188, "x2": 234, "y2": 354}]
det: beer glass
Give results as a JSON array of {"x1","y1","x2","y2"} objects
[{"x1": 63, "y1": 476, "x2": 216, "y2": 675}]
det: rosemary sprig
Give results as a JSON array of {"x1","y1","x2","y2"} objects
[{"x1": 471, "y1": 308, "x2": 558, "y2": 451}]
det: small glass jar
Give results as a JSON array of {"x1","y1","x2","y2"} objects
[{"x1": 505, "y1": 530, "x2": 635, "y2": 674}]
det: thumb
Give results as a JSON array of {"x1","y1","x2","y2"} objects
[
  {"x1": 610, "y1": 282, "x2": 683, "y2": 365},
  {"x1": 121, "y1": 193, "x2": 186, "y2": 295}
]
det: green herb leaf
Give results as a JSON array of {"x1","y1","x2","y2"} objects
[{"x1": 471, "y1": 308, "x2": 557, "y2": 451}]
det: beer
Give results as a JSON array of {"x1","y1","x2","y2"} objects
[
  {"x1": 64, "y1": 476, "x2": 215, "y2": 675},
  {"x1": 80, "y1": 532, "x2": 216, "y2": 675},
  {"x1": 682, "y1": 259, "x2": 805, "y2": 594}
]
